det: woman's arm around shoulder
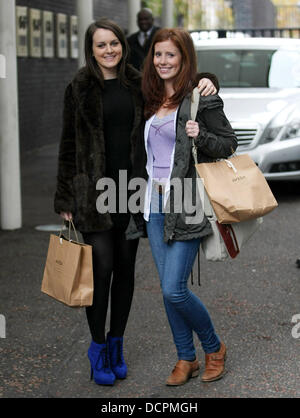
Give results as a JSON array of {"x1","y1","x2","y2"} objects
[{"x1": 196, "y1": 72, "x2": 220, "y2": 96}]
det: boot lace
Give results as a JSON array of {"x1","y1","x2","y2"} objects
[
  {"x1": 95, "y1": 346, "x2": 110, "y2": 372},
  {"x1": 116, "y1": 340, "x2": 123, "y2": 364}
]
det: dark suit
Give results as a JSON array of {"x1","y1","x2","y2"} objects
[{"x1": 127, "y1": 26, "x2": 160, "y2": 71}]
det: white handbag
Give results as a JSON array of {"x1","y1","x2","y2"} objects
[{"x1": 190, "y1": 88, "x2": 262, "y2": 261}]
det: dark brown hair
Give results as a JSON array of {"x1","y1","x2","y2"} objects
[
  {"x1": 84, "y1": 19, "x2": 130, "y2": 87},
  {"x1": 142, "y1": 28, "x2": 197, "y2": 119}
]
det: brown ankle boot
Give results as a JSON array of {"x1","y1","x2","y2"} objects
[
  {"x1": 166, "y1": 359, "x2": 199, "y2": 386},
  {"x1": 201, "y1": 341, "x2": 227, "y2": 382}
]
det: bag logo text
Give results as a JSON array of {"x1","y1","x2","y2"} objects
[{"x1": 232, "y1": 176, "x2": 246, "y2": 182}]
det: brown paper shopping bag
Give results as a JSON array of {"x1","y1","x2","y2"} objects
[
  {"x1": 195, "y1": 154, "x2": 278, "y2": 224},
  {"x1": 41, "y1": 222, "x2": 93, "y2": 307}
]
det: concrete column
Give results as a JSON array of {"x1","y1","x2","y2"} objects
[
  {"x1": 76, "y1": 0, "x2": 94, "y2": 68},
  {"x1": 162, "y1": 0, "x2": 174, "y2": 27},
  {"x1": 0, "y1": 0, "x2": 22, "y2": 230},
  {"x1": 128, "y1": 0, "x2": 140, "y2": 35}
]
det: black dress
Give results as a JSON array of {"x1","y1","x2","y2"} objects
[
  {"x1": 82, "y1": 78, "x2": 138, "y2": 344},
  {"x1": 102, "y1": 78, "x2": 135, "y2": 230}
]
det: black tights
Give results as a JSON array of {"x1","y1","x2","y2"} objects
[{"x1": 82, "y1": 229, "x2": 139, "y2": 344}]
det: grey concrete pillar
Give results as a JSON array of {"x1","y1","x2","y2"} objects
[
  {"x1": 162, "y1": 0, "x2": 174, "y2": 27},
  {"x1": 128, "y1": 0, "x2": 140, "y2": 35},
  {"x1": 0, "y1": 0, "x2": 22, "y2": 230},
  {"x1": 76, "y1": 0, "x2": 94, "y2": 68}
]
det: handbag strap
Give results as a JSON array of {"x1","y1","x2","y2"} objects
[
  {"x1": 190, "y1": 88, "x2": 212, "y2": 217},
  {"x1": 190, "y1": 87, "x2": 200, "y2": 165},
  {"x1": 190, "y1": 88, "x2": 201, "y2": 286},
  {"x1": 190, "y1": 89, "x2": 236, "y2": 161}
]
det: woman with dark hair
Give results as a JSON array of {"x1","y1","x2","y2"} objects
[
  {"x1": 129, "y1": 28, "x2": 238, "y2": 386},
  {"x1": 54, "y1": 19, "x2": 218, "y2": 386}
]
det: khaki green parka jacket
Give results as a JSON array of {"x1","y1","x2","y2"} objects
[{"x1": 126, "y1": 93, "x2": 238, "y2": 243}]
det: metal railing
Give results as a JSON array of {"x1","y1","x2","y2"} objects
[
  {"x1": 276, "y1": 5, "x2": 300, "y2": 29},
  {"x1": 189, "y1": 27, "x2": 300, "y2": 39}
]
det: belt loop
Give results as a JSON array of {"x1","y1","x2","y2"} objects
[{"x1": 153, "y1": 180, "x2": 166, "y2": 195}]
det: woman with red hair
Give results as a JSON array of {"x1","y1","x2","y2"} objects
[{"x1": 133, "y1": 28, "x2": 237, "y2": 386}]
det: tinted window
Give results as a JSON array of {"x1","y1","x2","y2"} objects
[{"x1": 197, "y1": 49, "x2": 274, "y2": 87}]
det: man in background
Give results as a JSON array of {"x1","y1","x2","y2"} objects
[{"x1": 127, "y1": 8, "x2": 160, "y2": 71}]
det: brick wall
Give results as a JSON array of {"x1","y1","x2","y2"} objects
[
  {"x1": 94, "y1": 0, "x2": 129, "y2": 34},
  {"x1": 16, "y1": 0, "x2": 129, "y2": 154},
  {"x1": 16, "y1": 0, "x2": 76, "y2": 14}
]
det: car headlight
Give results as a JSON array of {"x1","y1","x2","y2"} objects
[
  {"x1": 260, "y1": 120, "x2": 300, "y2": 144},
  {"x1": 281, "y1": 120, "x2": 300, "y2": 140},
  {"x1": 260, "y1": 126, "x2": 282, "y2": 144}
]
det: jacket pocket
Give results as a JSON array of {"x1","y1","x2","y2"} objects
[{"x1": 172, "y1": 176, "x2": 210, "y2": 238}]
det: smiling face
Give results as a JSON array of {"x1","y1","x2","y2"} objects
[
  {"x1": 153, "y1": 39, "x2": 182, "y2": 84},
  {"x1": 92, "y1": 28, "x2": 123, "y2": 79}
]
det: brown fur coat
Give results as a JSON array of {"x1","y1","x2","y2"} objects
[{"x1": 54, "y1": 66, "x2": 144, "y2": 232}]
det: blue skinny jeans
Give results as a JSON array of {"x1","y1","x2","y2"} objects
[{"x1": 146, "y1": 189, "x2": 220, "y2": 361}]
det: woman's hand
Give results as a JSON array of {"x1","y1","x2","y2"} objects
[
  {"x1": 185, "y1": 120, "x2": 200, "y2": 138},
  {"x1": 60, "y1": 211, "x2": 73, "y2": 221},
  {"x1": 198, "y1": 77, "x2": 217, "y2": 96}
]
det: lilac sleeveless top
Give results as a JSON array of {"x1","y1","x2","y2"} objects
[{"x1": 148, "y1": 111, "x2": 176, "y2": 180}]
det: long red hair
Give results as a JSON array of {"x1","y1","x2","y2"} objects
[{"x1": 142, "y1": 28, "x2": 197, "y2": 120}]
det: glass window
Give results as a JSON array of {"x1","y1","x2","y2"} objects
[{"x1": 196, "y1": 49, "x2": 275, "y2": 87}]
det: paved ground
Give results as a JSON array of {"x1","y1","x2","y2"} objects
[{"x1": 0, "y1": 143, "x2": 299, "y2": 400}]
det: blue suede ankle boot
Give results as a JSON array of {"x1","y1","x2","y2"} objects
[
  {"x1": 107, "y1": 333, "x2": 127, "y2": 379},
  {"x1": 88, "y1": 340, "x2": 116, "y2": 385}
]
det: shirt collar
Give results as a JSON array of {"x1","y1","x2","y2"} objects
[{"x1": 140, "y1": 27, "x2": 153, "y2": 37}]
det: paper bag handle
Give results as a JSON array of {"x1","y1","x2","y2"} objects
[{"x1": 59, "y1": 219, "x2": 79, "y2": 242}]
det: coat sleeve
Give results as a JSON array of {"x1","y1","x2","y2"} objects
[
  {"x1": 54, "y1": 83, "x2": 76, "y2": 215},
  {"x1": 193, "y1": 94, "x2": 238, "y2": 159}
]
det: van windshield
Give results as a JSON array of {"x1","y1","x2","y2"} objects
[{"x1": 196, "y1": 49, "x2": 300, "y2": 88}]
